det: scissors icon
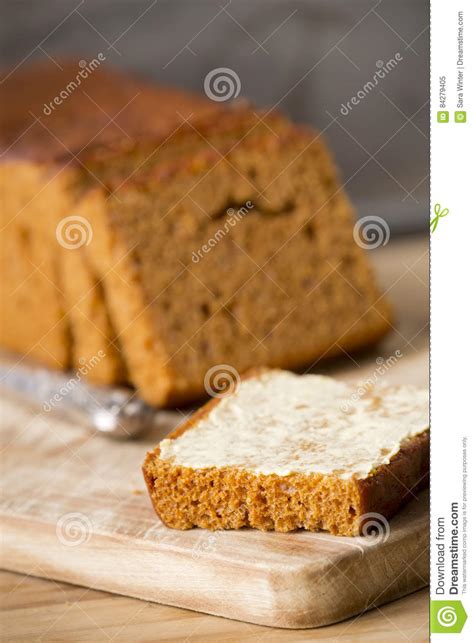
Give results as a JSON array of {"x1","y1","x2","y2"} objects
[{"x1": 430, "y1": 203, "x2": 449, "y2": 233}]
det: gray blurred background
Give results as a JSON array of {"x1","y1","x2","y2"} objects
[{"x1": 0, "y1": 0, "x2": 429, "y2": 234}]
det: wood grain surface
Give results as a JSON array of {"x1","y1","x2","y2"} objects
[{"x1": 0, "y1": 237, "x2": 429, "y2": 638}]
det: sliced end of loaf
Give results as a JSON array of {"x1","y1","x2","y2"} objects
[{"x1": 80, "y1": 112, "x2": 391, "y2": 405}]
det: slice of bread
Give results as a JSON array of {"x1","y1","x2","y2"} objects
[
  {"x1": 0, "y1": 162, "x2": 74, "y2": 368},
  {"x1": 143, "y1": 369, "x2": 429, "y2": 535},
  {"x1": 61, "y1": 245, "x2": 126, "y2": 385}
]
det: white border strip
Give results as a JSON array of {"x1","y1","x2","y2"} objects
[{"x1": 431, "y1": 0, "x2": 473, "y2": 637}]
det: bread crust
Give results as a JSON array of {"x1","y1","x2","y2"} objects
[
  {"x1": 143, "y1": 370, "x2": 429, "y2": 535},
  {"x1": 357, "y1": 431, "x2": 429, "y2": 519},
  {"x1": 0, "y1": 60, "x2": 221, "y2": 163}
]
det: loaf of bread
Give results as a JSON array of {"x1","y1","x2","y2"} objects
[
  {"x1": 1, "y1": 61, "x2": 391, "y2": 405},
  {"x1": 143, "y1": 369, "x2": 429, "y2": 535},
  {"x1": 0, "y1": 60, "x2": 218, "y2": 375}
]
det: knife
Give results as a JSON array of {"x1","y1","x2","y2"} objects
[{"x1": 0, "y1": 354, "x2": 158, "y2": 440}]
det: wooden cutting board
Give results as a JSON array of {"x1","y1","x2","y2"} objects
[{"x1": 0, "y1": 239, "x2": 429, "y2": 629}]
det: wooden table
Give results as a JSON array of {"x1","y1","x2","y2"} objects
[
  {"x1": 0, "y1": 236, "x2": 429, "y2": 641},
  {"x1": 0, "y1": 571, "x2": 428, "y2": 641}
]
